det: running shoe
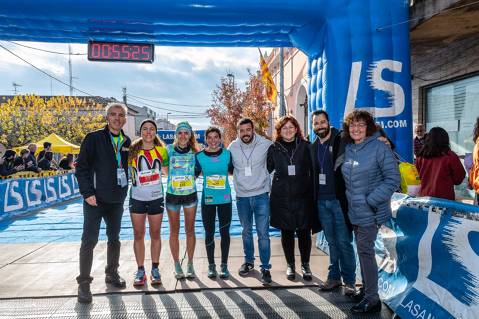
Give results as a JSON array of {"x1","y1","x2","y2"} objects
[
  {"x1": 185, "y1": 262, "x2": 196, "y2": 279},
  {"x1": 174, "y1": 262, "x2": 185, "y2": 279},
  {"x1": 133, "y1": 268, "x2": 147, "y2": 286},
  {"x1": 150, "y1": 268, "x2": 162, "y2": 285},
  {"x1": 219, "y1": 264, "x2": 230, "y2": 279},
  {"x1": 207, "y1": 264, "x2": 217, "y2": 278}
]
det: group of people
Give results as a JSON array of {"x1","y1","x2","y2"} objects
[
  {"x1": 0, "y1": 141, "x2": 75, "y2": 177},
  {"x1": 73, "y1": 101, "x2": 478, "y2": 315}
]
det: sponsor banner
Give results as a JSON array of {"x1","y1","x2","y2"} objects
[
  {"x1": 378, "y1": 195, "x2": 479, "y2": 319},
  {"x1": 316, "y1": 194, "x2": 479, "y2": 318},
  {"x1": 0, "y1": 173, "x2": 80, "y2": 220},
  {"x1": 157, "y1": 130, "x2": 205, "y2": 145}
]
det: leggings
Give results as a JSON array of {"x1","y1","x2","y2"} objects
[
  {"x1": 201, "y1": 202, "x2": 232, "y2": 265},
  {"x1": 281, "y1": 228, "x2": 312, "y2": 265}
]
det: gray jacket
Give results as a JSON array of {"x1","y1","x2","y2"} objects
[
  {"x1": 228, "y1": 134, "x2": 272, "y2": 197},
  {"x1": 341, "y1": 132, "x2": 400, "y2": 226}
]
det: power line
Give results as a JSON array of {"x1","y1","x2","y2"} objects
[
  {"x1": 0, "y1": 42, "x2": 94, "y2": 96},
  {"x1": 126, "y1": 93, "x2": 209, "y2": 108},
  {"x1": 7, "y1": 41, "x2": 86, "y2": 55},
  {"x1": 377, "y1": 0, "x2": 479, "y2": 31},
  {"x1": 127, "y1": 95, "x2": 208, "y2": 115}
]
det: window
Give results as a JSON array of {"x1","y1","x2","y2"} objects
[
  {"x1": 425, "y1": 74, "x2": 479, "y2": 200},
  {"x1": 426, "y1": 74, "x2": 479, "y2": 156}
]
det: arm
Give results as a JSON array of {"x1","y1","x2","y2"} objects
[
  {"x1": 266, "y1": 145, "x2": 275, "y2": 174},
  {"x1": 194, "y1": 154, "x2": 202, "y2": 178},
  {"x1": 450, "y1": 152, "x2": 466, "y2": 185},
  {"x1": 75, "y1": 134, "x2": 96, "y2": 200},
  {"x1": 366, "y1": 143, "x2": 401, "y2": 208},
  {"x1": 228, "y1": 152, "x2": 234, "y2": 174}
]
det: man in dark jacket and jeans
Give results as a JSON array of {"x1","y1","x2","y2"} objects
[
  {"x1": 309, "y1": 110, "x2": 356, "y2": 295},
  {"x1": 75, "y1": 102, "x2": 131, "y2": 304}
]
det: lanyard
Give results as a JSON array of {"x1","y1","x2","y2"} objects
[
  {"x1": 277, "y1": 139, "x2": 298, "y2": 165},
  {"x1": 317, "y1": 139, "x2": 330, "y2": 173},
  {"x1": 239, "y1": 139, "x2": 257, "y2": 166},
  {"x1": 110, "y1": 132, "x2": 123, "y2": 168}
]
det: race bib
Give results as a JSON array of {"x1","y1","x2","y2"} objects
[
  {"x1": 138, "y1": 169, "x2": 161, "y2": 186},
  {"x1": 206, "y1": 175, "x2": 227, "y2": 189},
  {"x1": 172, "y1": 175, "x2": 194, "y2": 191}
]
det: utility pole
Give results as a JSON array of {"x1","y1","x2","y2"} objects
[
  {"x1": 122, "y1": 87, "x2": 127, "y2": 105},
  {"x1": 68, "y1": 44, "x2": 73, "y2": 96},
  {"x1": 279, "y1": 47, "x2": 285, "y2": 116},
  {"x1": 12, "y1": 82, "x2": 21, "y2": 95}
]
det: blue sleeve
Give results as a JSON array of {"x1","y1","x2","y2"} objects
[{"x1": 366, "y1": 143, "x2": 401, "y2": 208}]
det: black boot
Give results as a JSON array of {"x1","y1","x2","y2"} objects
[
  {"x1": 301, "y1": 263, "x2": 312, "y2": 281},
  {"x1": 105, "y1": 273, "x2": 126, "y2": 288},
  {"x1": 286, "y1": 264, "x2": 295, "y2": 280},
  {"x1": 77, "y1": 282, "x2": 92, "y2": 304}
]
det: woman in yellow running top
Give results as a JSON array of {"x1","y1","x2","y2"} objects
[{"x1": 128, "y1": 119, "x2": 169, "y2": 287}]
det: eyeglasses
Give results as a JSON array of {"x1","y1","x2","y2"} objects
[
  {"x1": 281, "y1": 125, "x2": 296, "y2": 131},
  {"x1": 350, "y1": 123, "x2": 367, "y2": 129}
]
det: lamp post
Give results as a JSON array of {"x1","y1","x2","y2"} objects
[{"x1": 166, "y1": 112, "x2": 172, "y2": 123}]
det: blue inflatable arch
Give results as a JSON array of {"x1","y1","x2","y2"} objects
[{"x1": 0, "y1": 0, "x2": 412, "y2": 161}]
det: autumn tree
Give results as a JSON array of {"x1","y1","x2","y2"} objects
[
  {"x1": 0, "y1": 95, "x2": 105, "y2": 148},
  {"x1": 207, "y1": 72, "x2": 273, "y2": 146}
]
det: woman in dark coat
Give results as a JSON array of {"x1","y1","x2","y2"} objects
[{"x1": 267, "y1": 115, "x2": 317, "y2": 281}]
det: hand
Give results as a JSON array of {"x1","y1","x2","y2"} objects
[
  {"x1": 85, "y1": 195, "x2": 98, "y2": 206},
  {"x1": 377, "y1": 136, "x2": 391, "y2": 147}
]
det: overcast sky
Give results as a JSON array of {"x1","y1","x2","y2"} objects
[{"x1": 0, "y1": 41, "x2": 267, "y2": 129}]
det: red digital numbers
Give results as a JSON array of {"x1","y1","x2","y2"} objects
[{"x1": 88, "y1": 41, "x2": 154, "y2": 63}]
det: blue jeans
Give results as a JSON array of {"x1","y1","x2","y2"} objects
[
  {"x1": 318, "y1": 199, "x2": 356, "y2": 285},
  {"x1": 236, "y1": 192, "x2": 271, "y2": 270}
]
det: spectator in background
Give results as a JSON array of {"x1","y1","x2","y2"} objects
[
  {"x1": 469, "y1": 117, "x2": 479, "y2": 205},
  {"x1": 15, "y1": 149, "x2": 40, "y2": 173},
  {"x1": 416, "y1": 127, "x2": 465, "y2": 200},
  {"x1": 27, "y1": 143, "x2": 39, "y2": 169},
  {"x1": 38, "y1": 151, "x2": 57, "y2": 171},
  {"x1": 59, "y1": 153, "x2": 75, "y2": 170},
  {"x1": 0, "y1": 150, "x2": 24, "y2": 176},
  {"x1": 37, "y1": 142, "x2": 52, "y2": 162},
  {"x1": 413, "y1": 124, "x2": 427, "y2": 158}
]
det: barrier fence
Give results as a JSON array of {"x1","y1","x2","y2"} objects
[
  {"x1": 318, "y1": 193, "x2": 479, "y2": 319},
  {"x1": 0, "y1": 172, "x2": 80, "y2": 221}
]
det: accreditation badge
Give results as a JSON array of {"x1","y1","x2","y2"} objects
[
  {"x1": 206, "y1": 175, "x2": 227, "y2": 190},
  {"x1": 117, "y1": 168, "x2": 128, "y2": 187}
]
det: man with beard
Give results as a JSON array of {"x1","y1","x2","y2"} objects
[
  {"x1": 309, "y1": 110, "x2": 357, "y2": 296},
  {"x1": 228, "y1": 118, "x2": 273, "y2": 284}
]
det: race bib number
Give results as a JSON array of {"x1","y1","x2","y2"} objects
[
  {"x1": 172, "y1": 175, "x2": 194, "y2": 191},
  {"x1": 138, "y1": 169, "x2": 161, "y2": 186},
  {"x1": 206, "y1": 175, "x2": 227, "y2": 190}
]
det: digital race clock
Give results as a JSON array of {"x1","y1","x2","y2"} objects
[{"x1": 87, "y1": 41, "x2": 154, "y2": 63}]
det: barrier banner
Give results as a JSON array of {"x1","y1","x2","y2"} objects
[
  {"x1": 316, "y1": 194, "x2": 479, "y2": 318},
  {"x1": 377, "y1": 196, "x2": 479, "y2": 319},
  {"x1": 0, "y1": 173, "x2": 80, "y2": 220}
]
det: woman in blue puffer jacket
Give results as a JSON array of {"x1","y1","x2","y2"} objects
[{"x1": 341, "y1": 110, "x2": 400, "y2": 314}]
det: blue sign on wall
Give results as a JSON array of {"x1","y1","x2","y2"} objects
[{"x1": 157, "y1": 130, "x2": 205, "y2": 145}]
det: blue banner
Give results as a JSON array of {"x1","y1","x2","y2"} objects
[
  {"x1": 157, "y1": 130, "x2": 205, "y2": 145},
  {"x1": 0, "y1": 173, "x2": 80, "y2": 220},
  {"x1": 318, "y1": 194, "x2": 479, "y2": 318}
]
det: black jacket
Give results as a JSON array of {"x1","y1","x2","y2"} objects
[
  {"x1": 309, "y1": 127, "x2": 352, "y2": 231},
  {"x1": 75, "y1": 126, "x2": 131, "y2": 204},
  {"x1": 267, "y1": 138, "x2": 320, "y2": 233}
]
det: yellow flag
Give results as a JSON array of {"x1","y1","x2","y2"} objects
[{"x1": 259, "y1": 52, "x2": 278, "y2": 105}]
